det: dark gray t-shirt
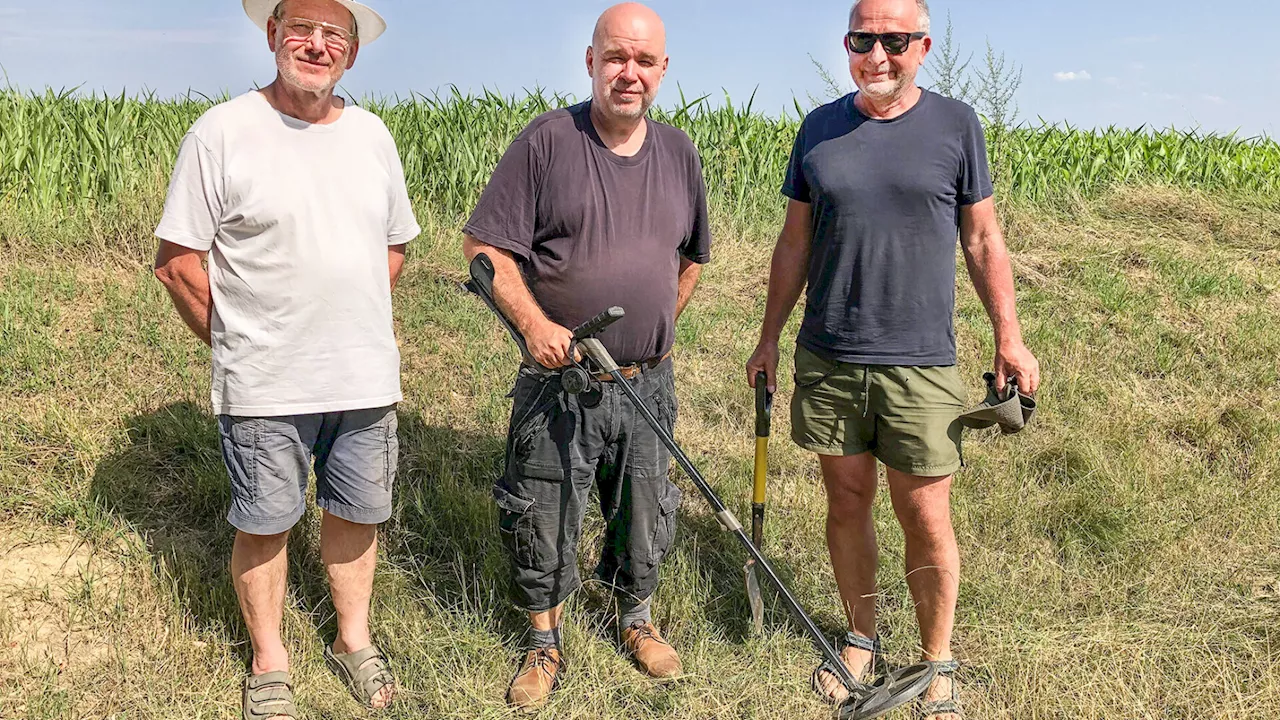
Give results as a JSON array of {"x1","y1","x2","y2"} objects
[
  {"x1": 465, "y1": 101, "x2": 712, "y2": 365},
  {"x1": 782, "y1": 90, "x2": 993, "y2": 366}
]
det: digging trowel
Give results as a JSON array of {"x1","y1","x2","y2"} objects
[{"x1": 745, "y1": 371, "x2": 772, "y2": 635}]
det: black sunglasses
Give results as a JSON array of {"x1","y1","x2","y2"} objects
[{"x1": 845, "y1": 31, "x2": 927, "y2": 55}]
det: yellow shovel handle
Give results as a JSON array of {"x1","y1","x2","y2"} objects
[{"x1": 753, "y1": 436, "x2": 768, "y2": 504}]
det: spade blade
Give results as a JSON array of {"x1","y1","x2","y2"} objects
[{"x1": 744, "y1": 559, "x2": 764, "y2": 635}]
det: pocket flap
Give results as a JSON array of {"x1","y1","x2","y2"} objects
[
  {"x1": 657, "y1": 484, "x2": 683, "y2": 514},
  {"x1": 493, "y1": 485, "x2": 535, "y2": 514}
]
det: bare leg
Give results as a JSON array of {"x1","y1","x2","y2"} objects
[
  {"x1": 321, "y1": 511, "x2": 392, "y2": 708},
  {"x1": 233, "y1": 530, "x2": 295, "y2": 720},
  {"x1": 815, "y1": 452, "x2": 880, "y2": 700},
  {"x1": 232, "y1": 530, "x2": 291, "y2": 678},
  {"x1": 886, "y1": 468, "x2": 959, "y2": 719},
  {"x1": 530, "y1": 604, "x2": 564, "y2": 632}
]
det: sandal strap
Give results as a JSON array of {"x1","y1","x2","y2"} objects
[
  {"x1": 919, "y1": 699, "x2": 962, "y2": 717},
  {"x1": 930, "y1": 658, "x2": 961, "y2": 675},
  {"x1": 841, "y1": 631, "x2": 881, "y2": 654},
  {"x1": 810, "y1": 659, "x2": 848, "y2": 703},
  {"x1": 243, "y1": 672, "x2": 297, "y2": 720},
  {"x1": 326, "y1": 644, "x2": 395, "y2": 706},
  {"x1": 918, "y1": 659, "x2": 962, "y2": 719}
]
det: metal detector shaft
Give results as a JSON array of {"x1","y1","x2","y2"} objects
[{"x1": 598, "y1": 362, "x2": 860, "y2": 692}]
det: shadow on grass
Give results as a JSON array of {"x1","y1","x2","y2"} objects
[
  {"x1": 85, "y1": 401, "x2": 819, "y2": 673},
  {"x1": 673, "y1": 505, "x2": 849, "y2": 645},
  {"x1": 85, "y1": 402, "x2": 522, "y2": 665}
]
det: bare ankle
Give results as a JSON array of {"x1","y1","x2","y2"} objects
[
  {"x1": 251, "y1": 646, "x2": 289, "y2": 676},
  {"x1": 331, "y1": 633, "x2": 371, "y2": 656}
]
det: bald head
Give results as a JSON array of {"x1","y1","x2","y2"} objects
[
  {"x1": 585, "y1": 2, "x2": 669, "y2": 124},
  {"x1": 849, "y1": 0, "x2": 930, "y2": 33},
  {"x1": 592, "y1": 2, "x2": 666, "y2": 52}
]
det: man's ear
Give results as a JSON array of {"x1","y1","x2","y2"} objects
[
  {"x1": 266, "y1": 17, "x2": 279, "y2": 52},
  {"x1": 585, "y1": 46, "x2": 595, "y2": 78},
  {"x1": 345, "y1": 39, "x2": 360, "y2": 69}
]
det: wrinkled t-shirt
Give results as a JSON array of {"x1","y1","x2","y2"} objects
[
  {"x1": 155, "y1": 91, "x2": 420, "y2": 415},
  {"x1": 464, "y1": 101, "x2": 711, "y2": 365},
  {"x1": 783, "y1": 89, "x2": 993, "y2": 366}
]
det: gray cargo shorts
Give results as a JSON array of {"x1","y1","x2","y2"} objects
[
  {"x1": 495, "y1": 358, "x2": 683, "y2": 612},
  {"x1": 217, "y1": 405, "x2": 398, "y2": 536}
]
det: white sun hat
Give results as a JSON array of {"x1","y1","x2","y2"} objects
[{"x1": 242, "y1": 0, "x2": 387, "y2": 44}]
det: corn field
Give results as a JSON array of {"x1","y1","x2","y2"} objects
[{"x1": 1, "y1": 86, "x2": 1278, "y2": 220}]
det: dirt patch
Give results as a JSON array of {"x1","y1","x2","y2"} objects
[{"x1": 0, "y1": 527, "x2": 126, "y2": 673}]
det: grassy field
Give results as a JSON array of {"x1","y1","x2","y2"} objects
[{"x1": 2, "y1": 90, "x2": 1280, "y2": 719}]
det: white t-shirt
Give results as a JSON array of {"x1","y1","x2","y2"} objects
[{"x1": 155, "y1": 91, "x2": 421, "y2": 416}]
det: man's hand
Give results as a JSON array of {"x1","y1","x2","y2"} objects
[
  {"x1": 746, "y1": 341, "x2": 780, "y2": 393},
  {"x1": 527, "y1": 319, "x2": 575, "y2": 369},
  {"x1": 995, "y1": 341, "x2": 1040, "y2": 395}
]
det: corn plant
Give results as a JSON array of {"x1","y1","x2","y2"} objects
[{"x1": 1, "y1": 86, "x2": 1276, "y2": 221}]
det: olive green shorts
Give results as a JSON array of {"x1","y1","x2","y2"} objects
[{"x1": 790, "y1": 345, "x2": 967, "y2": 477}]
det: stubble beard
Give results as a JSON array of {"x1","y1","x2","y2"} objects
[
  {"x1": 276, "y1": 45, "x2": 342, "y2": 95},
  {"x1": 857, "y1": 62, "x2": 914, "y2": 102},
  {"x1": 607, "y1": 95, "x2": 649, "y2": 119}
]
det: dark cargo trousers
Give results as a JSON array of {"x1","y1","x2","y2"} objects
[{"x1": 494, "y1": 358, "x2": 683, "y2": 612}]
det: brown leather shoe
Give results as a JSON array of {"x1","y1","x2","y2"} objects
[
  {"x1": 506, "y1": 647, "x2": 565, "y2": 712},
  {"x1": 620, "y1": 621, "x2": 683, "y2": 678}
]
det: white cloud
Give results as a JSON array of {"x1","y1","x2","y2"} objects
[
  {"x1": 1200, "y1": 94, "x2": 1226, "y2": 105},
  {"x1": 1053, "y1": 70, "x2": 1092, "y2": 82}
]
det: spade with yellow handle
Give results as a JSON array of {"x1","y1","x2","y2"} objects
[{"x1": 745, "y1": 371, "x2": 772, "y2": 635}]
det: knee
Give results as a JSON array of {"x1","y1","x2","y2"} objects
[
  {"x1": 895, "y1": 501, "x2": 953, "y2": 543},
  {"x1": 825, "y1": 483, "x2": 875, "y2": 522}
]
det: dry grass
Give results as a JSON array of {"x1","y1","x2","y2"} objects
[{"x1": 2, "y1": 186, "x2": 1279, "y2": 718}]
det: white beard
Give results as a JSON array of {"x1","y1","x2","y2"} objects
[{"x1": 276, "y1": 48, "x2": 340, "y2": 94}]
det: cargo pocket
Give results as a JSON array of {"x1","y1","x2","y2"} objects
[
  {"x1": 650, "y1": 373, "x2": 679, "y2": 433},
  {"x1": 494, "y1": 485, "x2": 537, "y2": 567},
  {"x1": 508, "y1": 379, "x2": 560, "y2": 470},
  {"x1": 219, "y1": 416, "x2": 260, "y2": 504},
  {"x1": 793, "y1": 345, "x2": 839, "y2": 388},
  {"x1": 647, "y1": 482, "x2": 683, "y2": 566}
]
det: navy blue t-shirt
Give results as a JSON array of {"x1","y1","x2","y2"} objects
[{"x1": 782, "y1": 89, "x2": 993, "y2": 366}]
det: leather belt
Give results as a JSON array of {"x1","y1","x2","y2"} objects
[
  {"x1": 523, "y1": 351, "x2": 672, "y2": 382},
  {"x1": 594, "y1": 351, "x2": 672, "y2": 382}
]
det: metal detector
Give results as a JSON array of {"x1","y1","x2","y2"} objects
[{"x1": 463, "y1": 253, "x2": 935, "y2": 719}]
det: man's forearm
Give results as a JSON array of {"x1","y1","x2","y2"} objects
[
  {"x1": 389, "y1": 246, "x2": 407, "y2": 291},
  {"x1": 158, "y1": 267, "x2": 213, "y2": 346},
  {"x1": 963, "y1": 232, "x2": 1023, "y2": 348},
  {"x1": 462, "y1": 235, "x2": 551, "y2": 336},
  {"x1": 675, "y1": 258, "x2": 703, "y2": 320},
  {"x1": 759, "y1": 234, "x2": 810, "y2": 346}
]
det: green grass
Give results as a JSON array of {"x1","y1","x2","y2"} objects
[{"x1": 1, "y1": 89, "x2": 1279, "y2": 718}]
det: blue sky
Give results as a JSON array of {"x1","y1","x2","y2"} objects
[{"x1": 0, "y1": 0, "x2": 1275, "y2": 137}]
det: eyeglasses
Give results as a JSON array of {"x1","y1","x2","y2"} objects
[
  {"x1": 845, "y1": 31, "x2": 927, "y2": 55},
  {"x1": 281, "y1": 17, "x2": 356, "y2": 51}
]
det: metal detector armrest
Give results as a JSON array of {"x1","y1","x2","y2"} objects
[{"x1": 463, "y1": 253, "x2": 538, "y2": 366}]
